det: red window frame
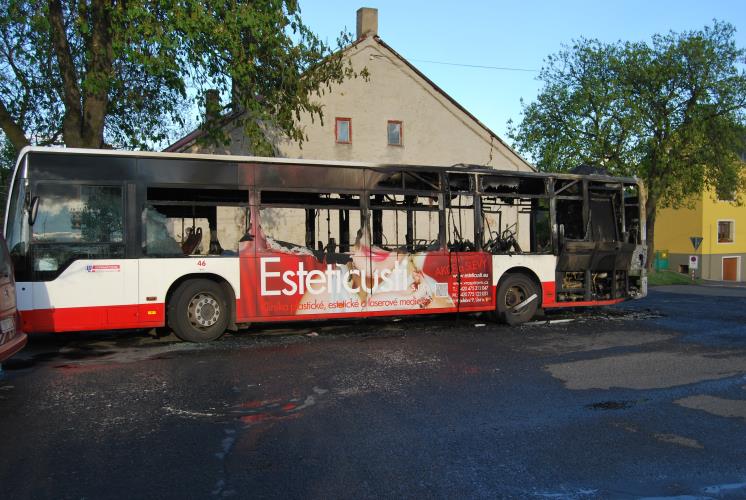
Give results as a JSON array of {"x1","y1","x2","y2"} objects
[
  {"x1": 335, "y1": 117, "x2": 352, "y2": 144},
  {"x1": 387, "y1": 120, "x2": 403, "y2": 146}
]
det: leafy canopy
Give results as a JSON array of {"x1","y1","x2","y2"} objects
[
  {"x1": 508, "y1": 21, "x2": 746, "y2": 211},
  {"x1": 0, "y1": 0, "x2": 360, "y2": 167}
]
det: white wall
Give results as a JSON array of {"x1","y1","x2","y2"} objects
[{"x1": 180, "y1": 38, "x2": 531, "y2": 172}]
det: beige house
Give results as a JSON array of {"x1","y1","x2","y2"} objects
[{"x1": 166, "y1": 8, "x2": 533, "y2": 173}]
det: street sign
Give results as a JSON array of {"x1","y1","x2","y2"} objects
[
  {"x1": 690, "y1": 236, "x2": 703, "y2": 250},
  {"x1": 689, "y1": 255, "x2": 699, "y2": 270}
]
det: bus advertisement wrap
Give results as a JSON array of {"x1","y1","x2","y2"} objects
[{"x1": 236, "y1": 233, "x2": 492, "y2": 319}]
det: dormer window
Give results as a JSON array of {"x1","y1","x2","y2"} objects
[{"x1": 335, "y1": 118, "x2": 351, "y2": 144}]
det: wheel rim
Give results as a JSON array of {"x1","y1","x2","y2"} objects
[
  {"x1": 187, "y1": 292, "x2": 221, "y2": 329},
  {"x1": 504, "y1": 285, "x2": 528, "y2": 313}
]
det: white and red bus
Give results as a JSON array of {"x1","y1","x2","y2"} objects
[{"x1": 3, "y1": 147, "x2": 646, "y2": 342}]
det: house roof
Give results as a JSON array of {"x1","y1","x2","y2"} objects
[{"x1": 164, "y1": 35, "x2": 535, "y2": 171}]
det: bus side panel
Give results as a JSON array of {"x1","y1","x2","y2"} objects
[
  {"x1": 139, "y1": 257, "x2": 241, "y2": 326},
  {"x1": 21, "y1": 259, "x2": 139, "y2": 332},
  {"x1": 491, "y1": 254, "x2": 557, "y2": 307},
  {"x1": 449, "y1": 251, "x2": 495, "y2": 312},
  {"x1": 242, "y1": 249, "x2": 461, "y2": 322}
]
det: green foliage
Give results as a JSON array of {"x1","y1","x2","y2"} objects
[
  {"x1": 508, "y1": 21, "x2": 746, "y2": 213},
  {"x1": 0, "y1": 0, "x2": 359, "y2": 159}
]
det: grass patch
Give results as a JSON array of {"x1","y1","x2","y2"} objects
[{"x1": 648, "y1": 269, "x2": 702, "y2": 286}]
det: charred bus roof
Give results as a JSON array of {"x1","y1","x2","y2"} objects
[{"x1": 15, "y1": 146, "x2": 641, "y2": 188}]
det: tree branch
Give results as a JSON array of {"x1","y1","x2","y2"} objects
[
  {"x1": 48, "y1": 0, "x2": 83, "y2": 145},
  {"x1": 0, "y1": 98, "x2": 30, "y2": 150},
  {"x1": 80, "y1": 0, "x2": 114, "y2": 146}
]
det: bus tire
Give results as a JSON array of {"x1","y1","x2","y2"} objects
[
  {"x1": 496, "y1": 273, "x2": 539, "y2": 325},
  {"x1": 168, "y1": 279, "x2": 229, "y2": 342}
]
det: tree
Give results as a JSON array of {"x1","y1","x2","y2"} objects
[
  {"x1": 0, "y1": 0, "x2": 359, "y2": 165},
  {"x1": 508, "y1": 21, "x2": 746, "y2": 268}
]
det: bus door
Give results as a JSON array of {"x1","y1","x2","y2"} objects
[
  {"x1": 446, "y1": 183, "x2": 494, "y2": 312},
  {"x1": 25, "y1": 182, "x2": 136, "y2": 331}
]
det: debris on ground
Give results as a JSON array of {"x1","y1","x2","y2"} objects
[
  {"x1": 526, "y1": 307, "x2": 663, "y2": 327},
  {"x1": 474, "y1": 323, "x2": 486, "y2": 327},
  {"x1": 306, "y1": 332, "x2": 319, "y2": 337}
]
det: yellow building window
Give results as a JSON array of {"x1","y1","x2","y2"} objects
[{"x1": 718, "y1": 220, "x2": 734, "y2": 243}]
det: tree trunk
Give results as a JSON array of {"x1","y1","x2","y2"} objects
[
  {"x1": 0, "y1": 100, "x2": 29, "y2": 151},
  {"x1": 48, "y1": 0, "x2": 111, "y2": 149},
  {"x1": 645, "y1": 193, "x2": 657, "y2": 271}
]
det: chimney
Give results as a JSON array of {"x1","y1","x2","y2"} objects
[{"x1": 356, "y1": 7, "x2": 378, "y2": 39}]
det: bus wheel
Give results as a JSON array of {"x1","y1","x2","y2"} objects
[
  {"x1": 496, "y1": 273, "x2": 539, "y2": 325},
  {"x1": 168, "y1": 279, "x2": 229, "y2": 342}
]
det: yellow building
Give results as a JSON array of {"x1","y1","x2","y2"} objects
[{"x1": 655, "y1": 191, "x2": 746, "y2": 282}]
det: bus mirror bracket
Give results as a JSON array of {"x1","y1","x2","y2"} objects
[{"x1": 28, "y1": 196, "x2": 39, "y2": 226}]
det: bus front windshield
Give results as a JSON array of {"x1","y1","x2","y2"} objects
[{"x1": 4, "y1": 172, "x2": 30, "y2": 281}]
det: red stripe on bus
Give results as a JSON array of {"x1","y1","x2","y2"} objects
[
  {"x1": 540, "y1": 281, "x2": 626, "y2": 308},
  {"x1": 20, "y1": 281, "x2": 623, "y2": 334},
  {"x1": 20, "y1": 304, "x2": 165, "y2": 333}
]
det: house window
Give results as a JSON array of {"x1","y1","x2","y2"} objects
[
  {"x1": 387, "y1": 120, "x2": 402, "y2": 146},
  {"x1": 718, "y1": 220, "x2": 734, "y2": 243},
  {"x1": 335, "y1": 118, "x2": 351, "y2": 144}
]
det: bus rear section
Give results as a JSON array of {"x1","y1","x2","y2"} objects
[{"x1": 479, "y1": 173, "x2": 646, "y2": 324}]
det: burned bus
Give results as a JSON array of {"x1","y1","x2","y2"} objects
[{"x1": 4, "y1": 147, "x2": 646, "y2": 341}]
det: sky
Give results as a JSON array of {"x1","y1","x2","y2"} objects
[{"x1": 299, "y1": 0, "x2": 746, "y2": 142}]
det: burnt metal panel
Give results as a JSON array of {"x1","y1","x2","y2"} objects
[
  {"x1": 237, "y1": 162, "x2": 255, "y2": 186},
  {"x1": 125, "y1": 183, "x2": 139, "y2": 258},
  {"x1": 557, "y1": 241, "x2": 635, "y2": 272},
  {"x1": 137, "y1": 158, "x2": 238, "y2": 186},
  {"x1": 28, "y1": 151, "x2": 136, "y2": 181},
  {"x1": 253, "y1": 162, "x2": 365, "y2": 192}
]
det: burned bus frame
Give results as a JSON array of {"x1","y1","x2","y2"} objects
[{"x1": 5, "y1": 148, "x2": 646, "y2": 340}]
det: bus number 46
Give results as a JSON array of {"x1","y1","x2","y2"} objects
[{"x1": 197, "y1": 259, "x2": 207, "y2": 268}]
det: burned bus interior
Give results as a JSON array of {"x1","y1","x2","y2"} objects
[{"x1": 251, "y1": 165, "x2": 643, "y2": 304}]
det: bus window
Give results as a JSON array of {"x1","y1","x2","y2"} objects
[
  {"x1": 556, "y1": 199, "x2": 585, "y2": 240},
  {"x1": 532, "y1": 199, "x2": 552, "y2": 252},
  {"x1": 446, "y1": 194, "x2": 476, "y2": 251},
  {"x1": 33, "y1": 184, "x2": 123, "y2": 243},
  {"x1": 142, "y1": 207, "x2": 186, "y2": 256},
  {"x1": 369, "y1": 194, "x2": 440, "y2": 253},
  {"x1": 375, "y1": 171, "x2": 440, "y2": 192},
  {"x1": 481, "y1": 202, "x2": 548, "y2": 255},
  {"x1": 143, "y1": 187, "x2": 249, "y2": 257},
  {"x1": 623, "y1": 184, "x2": 641, "y2": 244},
  {"x1": 31, "y1": 183, "x2": 124, "y2": 278},
  {"x1": 260, "y1": 207, "x2": 314, "y2": 251},
  {"x1": 258, "y1": 191, "x2": 362, "y2": 258}
]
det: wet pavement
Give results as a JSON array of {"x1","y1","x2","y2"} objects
[{"x1": 1, "y1": 285, "x2": 746, "y2": 499}]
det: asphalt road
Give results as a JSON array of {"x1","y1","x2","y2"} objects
[{"x1": 1, "y1": 285, "x2": 746, "y2": 499}]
